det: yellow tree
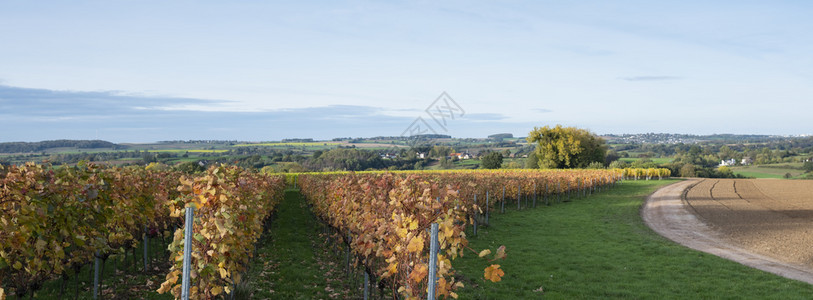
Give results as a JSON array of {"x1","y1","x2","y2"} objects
[{"x1": 526, "y1": 125, "x2": 606, "y2": 169}]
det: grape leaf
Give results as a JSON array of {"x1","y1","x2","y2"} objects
[{"x1": 484, "y1": 264, "x2": 505, "y2": 282}]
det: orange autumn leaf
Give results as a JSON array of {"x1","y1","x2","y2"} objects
[
  {"x1": 410, "y1": 263, "x2": 428, "y2": 283},
  {"x1": 484, "y1": 264, "x2": 505, "y2": 282}
]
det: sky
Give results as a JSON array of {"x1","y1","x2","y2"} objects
[{"x1": 2, "y1": 1, "x2": 813, "y2": 143}]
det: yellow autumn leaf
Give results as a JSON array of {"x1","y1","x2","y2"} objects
[
  {"x1": 437, "y1": 277, "x2": 448, "y2": 297},
  {"x1": 157, "y1": 281, "x2": 173, "y2": 294},
  {"x1": 12, "y1": 261, "x2": 22, "y2": 270},
  {"x1": 408, "y1": 219, "x2": 418, "y2": 230},
  {"x1": 407, "y1": 236, "x2": 424, "y2": 253},
  {"x1": 484, "y1": 264, "x2": 505, "y2": 282},
  {"x1": 478, "y1": 249, "x2": 491, "y2": 258},
  {"x1": 211, "y1": 285, "x2": 223, "y2": 296},
  {"x1": 167, "y1": 270, "x2": 180, "y2": 284}
]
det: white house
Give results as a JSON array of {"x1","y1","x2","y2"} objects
[{"x1": 719, "y1": 159, "x2": 736, "y2": 167}]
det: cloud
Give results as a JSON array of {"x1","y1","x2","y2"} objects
[
  {"x1": 533, "y1": 108, "x2": 553, "y2": 113},
  {"x1": 620, "y1": 76, "x2": 682, "y2": 81},
  {"x1": 0, "y1": 85, "x2": 418, "y2": 142},
  {"x1": 465, "y1": 113, "x2": 507, "y2": 121},
  {"x1": 0, "y1": 85, "x2": 542, "y2": 142},
  {"x1": 0, "y1": 84, "x2": 227, "y2": 118},
  {"x1": 278, "y1": 105, "x2": 391, "y2": 120}
]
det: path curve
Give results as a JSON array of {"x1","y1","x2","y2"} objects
[{"x1": 641, "y1": 179, "x2": 813, "y2": 284}]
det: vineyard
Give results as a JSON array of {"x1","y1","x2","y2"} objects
[
  {"x1": 0, "y1": 163, "x2": 285, "y2": 299},
  {"x1": 0, "y1": 164, "x2": 668, "y2": 299},
  {"x1": 297, "y1": 169, "x2": 626, "y2": 299}
]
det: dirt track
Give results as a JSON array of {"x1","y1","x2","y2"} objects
[{"x1": 642, "y1": 179, "x2": 813, "y2": 284}]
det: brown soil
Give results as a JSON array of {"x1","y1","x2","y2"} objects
[
  {"x1": 643, "y1": 179, "x2": 813, "y2": 284},
  {"x1": 685, "y1": 179, "x2": 813, "y2": 266}
]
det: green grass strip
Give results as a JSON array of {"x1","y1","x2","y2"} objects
[
  {"x1": 242, "y1": 189, "x2": 354, "y2": 299},
  {"x1": 454, "y1": 179, "x2": 813, "y2": 299}
]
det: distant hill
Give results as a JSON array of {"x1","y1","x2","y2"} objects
[
  {"x1": 0, "y1": 140, "x2": 121, "y2": 153},
  {"x1": 488, "y1": 133, "x2": 514, "y2": 139}
]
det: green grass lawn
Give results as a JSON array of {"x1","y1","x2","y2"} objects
[
  {"x1": 241, "y1": 189, "x2": 357, "y2": 299},
  {"x1": 444, "y1": 159, "x2": 481, "y2": 169},
  {"x1": 731, "y1": 165, "x2": 805, "y2": 179},
  {"x1": 453, "y1": 179, "x2": 813, "y2": 299}
]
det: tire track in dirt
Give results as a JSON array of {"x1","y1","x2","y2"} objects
[{"x1": 642, "y1": 179, "x2": 813, "y2": 285}]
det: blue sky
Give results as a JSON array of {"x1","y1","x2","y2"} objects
[{"x1": 1, "y1": 1, "x2": 812, "y2": 142}]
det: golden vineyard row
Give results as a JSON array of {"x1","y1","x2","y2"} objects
[
  {"x1": 0, "y1": 163, "x2": 182, "y2": 298},
  {"x1": 296, "y1": 168, "x2": 665, "y2": 299},
  {"x1": 0, "y1": 163, "x2": 285, "y2": 299},
  {"x1": 157, "y1": 166, "x2": 285, "y2": 299}
]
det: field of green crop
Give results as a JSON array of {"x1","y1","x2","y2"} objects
[{"x1": 731, "y1": 164, "x2": 805, "y2": 179}]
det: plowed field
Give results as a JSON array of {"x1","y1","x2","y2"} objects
[{"x1": 685, "y1": 179, "x2": 813, "y2": 266}]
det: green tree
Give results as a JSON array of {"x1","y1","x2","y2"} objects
[
  {"x1": 481, "y1": 152, "x2": 503, "y2": 169},
  {"x1": 430, "y1": 146, "x2": 454, "y2": 158},
  {"x1": 175, "y1": 161, "x2": 206, "y2": 174},
  {"x1": 604, "y1": 150, "x2": 620, "y2": 166},
  {"x1": 312, "y1": 150, "x2": 324, "y2": 159},
  {"x1": 718, "y1": 145, "x2": 734, "y2": 160},
  {"x1": 526, "y1": 125, "x2": 607, "y2": 168},
  {"x1": 439, "y1": 157, "x2": 454, "y2": 169},
  {"x1": 414, "y1": 161, "x2": 425, "y2": 170},
  {"x1": 631, "y1": 158, "x2": 657, "y2": 169},
  {"x1": 525, "y1": 152, "x2": 539, "y2": 169},
  {"x1": 680, "y1": 163, "x2": 696, "y2": 177},
  {"x1": 804, "y1": 161, "x2": 813, "y2": 173},
  {"x1": 608, "y1": 160, "x2": 628, "y2": 169}
]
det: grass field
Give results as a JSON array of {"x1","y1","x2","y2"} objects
[
  {"x1": 145, "y1": 149, "x2": 230, "y2": 153},
  {"x1": 233, "y1": 142, "x2": 342, "y2": 147},
  {"x1": 453, "y1": 179, "x2": 813, "y2": 299},
  {"x1": 731, "y1": 164, "x2": 805, "y2": 179},
  {"x1": 242, "y1": 190, "x2": 356, "y2": 299}
]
